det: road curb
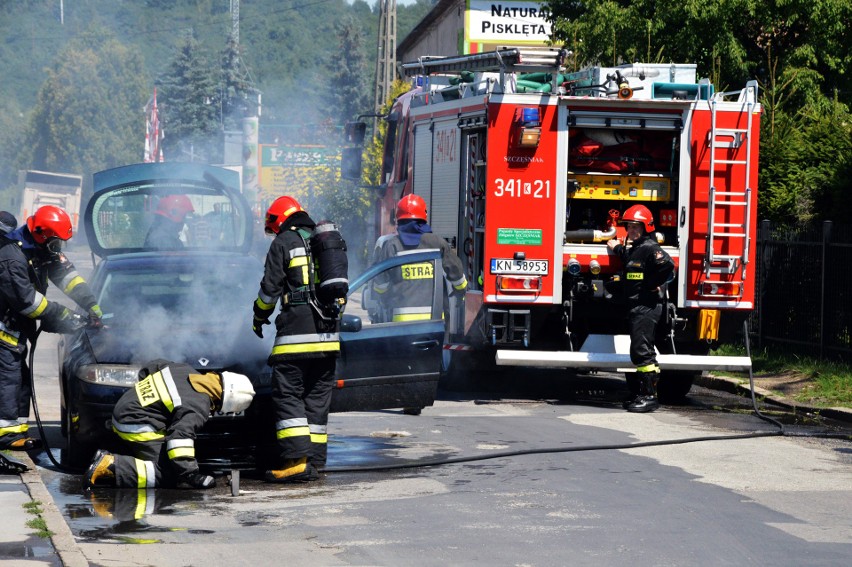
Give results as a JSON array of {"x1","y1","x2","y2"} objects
[
  {"x1": 18, "y1": 451, "x2": 88, "y2": 567},
  {"x1": 697, "y1": 374, "x2": 852, "y2": 424}
]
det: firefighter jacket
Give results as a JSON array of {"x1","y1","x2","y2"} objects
[
  {"x1": 372, "y1": 228, "x2": 468, "y2": 322},
  {"x1": 111, "y1": 361, "x2": 221, "y2": 481},
  {"x1": 0, "y1": 228, "x2": 97, "y2": 351},
  {"x1": 611, "y1": 234, "x2": 674, "y2": 307},
  {"x1": 255, "y1": 214, "x2": 340, "y2": 362}
]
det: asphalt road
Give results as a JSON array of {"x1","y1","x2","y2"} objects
[{"x1": 28, "y1": 326, "x2": 852, "y2": 566}]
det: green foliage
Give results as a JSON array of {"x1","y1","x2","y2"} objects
[
  {"x1": 220, "y1": 33, "x2": 256, "y2": 131},
  {"x1": 21, "y1": 27, "x2": 149, "y2": 198},
  {"x1": 363, "y1": 79, "x2": 412, "y2": 187},
  {"x1": 158, "y1": 33, "x2": 221, "y2": 163},
  {"x1": 715, "y1": 344, "x2": 852, "y2": 407},
  {"x1": 545, "y1": 0, "x2": 852, "y2": 227},
  {"x1": 328, "y1": 16, "x2": 372, "y2": 125}
]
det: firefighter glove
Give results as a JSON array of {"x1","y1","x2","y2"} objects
[
  {"x1": 252, "y1": 317, "x2": 269, "y2": 339},
  {"x1": 43, "y1": 308, "x2": 87, "y2": 334},
  {"x1": 184, "y1": 473, "x2": 216, "y2": 489}
]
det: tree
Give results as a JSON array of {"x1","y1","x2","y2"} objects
[
  {"x1": 327, "y1": 16, "x2": 371, "y2": 125},
  {"x1": 220, "y1": 32, "x2": 256, "y2": 131},
  {"x1": 21, "y1": 27, "x2": 148, "y2": 197},
  {"x1": 158, "y1": 32, "x2": 220, "y2": 163},
  {"x1": 544, "y1": 0, "x2": 852, "y2": 227}
]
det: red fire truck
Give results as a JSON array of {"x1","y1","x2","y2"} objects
[{"x1": 355, "y1": 46, "x2": 755, "y2": 399}]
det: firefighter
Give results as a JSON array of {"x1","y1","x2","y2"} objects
[
  {"x1": 0, "y1": 205, "x2": 103, "y2": 450},
  {"x1": 0, "y1": 210, "x2": 16, "y2": 235},
  {"x1": 607, "y1": 204, "x2": 674, "y2": 413},
  {"x1": 371, "y1": 194, "x2": 468, "y2": 324},
  {"x1": 84, "y1": 359, "x2": 255, "y2": 489},
  {"x1": 252, "y1": 196, "x2": 340, "y2": 483},
  {"x1": 144, "y1": 194, "x2": 194, "y2": 249}
]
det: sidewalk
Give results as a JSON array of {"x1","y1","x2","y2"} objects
[{"x1": 0, "y1": 451, "x2": 86, "y2": 567}]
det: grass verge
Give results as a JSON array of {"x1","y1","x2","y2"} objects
[
  {"x1": 714, "y1": 344, "x2": 852, "y2": 408},
  {"x1": 23, "y1": 500, "x2": 54, "y2": 538}
]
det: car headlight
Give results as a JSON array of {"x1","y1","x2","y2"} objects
[{"x1": 78, "y1": 364, "x2": 142, "y2": 387}]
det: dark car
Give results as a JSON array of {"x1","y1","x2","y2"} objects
[{"x1": 59, "y1": 163, "x2": 446, "y2": 470}]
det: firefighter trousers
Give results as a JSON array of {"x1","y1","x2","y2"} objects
[
  {"x1": 271, "y1": 358, "x2": 335, "y2": 468},
  {"x1": 628, "y1": 302, "x2": 663, "y2": 370},
  {"x1": 112, "y1": 439, "x2": 175, "y2": 488},
  {"x1": 0, "y1": 345, "x2": 34, "y2": 448}
]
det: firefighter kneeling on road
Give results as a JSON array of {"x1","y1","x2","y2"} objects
[
  {"x1": 253, "y1": 196, "x2": 344, "y2": 483},
  {"x1": 84, "y1": 360, "x2": 255, "y2": 489},
  {"x1": 607, "y1": 205, "x2": 674, "y2": 413},
  {"x1": 371, "y1": 194, "x2": 468, "y2": 323}
]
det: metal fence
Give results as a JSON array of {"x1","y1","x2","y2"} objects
[{"x1": 753, "y1": 220, "x2": 852, "y2": 361}]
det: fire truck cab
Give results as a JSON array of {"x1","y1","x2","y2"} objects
[{"x1": 359, "y1": 47, "x2": 755, "y2": 399}]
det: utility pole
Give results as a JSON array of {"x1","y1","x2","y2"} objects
[
  {"x1": 374, "y1": 0, "x2": 397, "y2": 120},
  {"x1": 230, "y1": 0, "x2": 239, "y2": 44}
]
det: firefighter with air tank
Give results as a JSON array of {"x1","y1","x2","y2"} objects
[
  {"x1": 607, "y1": 204, "x2": 674, "y2": 413},
  {"x1": 253, "y1": 196, "x2": 348, "y2": 483}
]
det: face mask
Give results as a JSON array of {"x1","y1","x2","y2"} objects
[{"x1": 45, "y1": 238, "x2": 64, "y2": 254}]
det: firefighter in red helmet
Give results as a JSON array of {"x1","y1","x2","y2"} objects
[
  {"x1": 1, "y1": 206, "x2": 103, "y2": 450},
  {"x1": 607, "y1": 204, "x2": 674, "y2": 413},
  {"x1": 371, "y1": 194, "x2": 468, "y2": 324},
  {"x1": 252, "y1": 195, "x2": 341, "y2": 482},
  {"x1": 144, "y1": 194, "x2": 194, "y2": 249}
]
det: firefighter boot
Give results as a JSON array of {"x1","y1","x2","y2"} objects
[
  {"x1": 265, "y1": 457, "x2": 319, "y2": 483},
  {"x1": 1, "y1": 434, "x2": 43, "y2": 451},
  {"x1": 625, "y1": 372, "x2": 660, "y2": 413},
  {"x1": 0, "y1": 451, "x2": 28, "y2": 474},
  {"x1": 84, "y1": 450, "x2": 116, "y2": 488},
  {"x1": 622, "y1": 373, "x2": 642, "y2": 409}
]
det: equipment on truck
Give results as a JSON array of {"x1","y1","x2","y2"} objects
[{"x1": 350, "y1": 46, "x2": 757, "y2": 400}]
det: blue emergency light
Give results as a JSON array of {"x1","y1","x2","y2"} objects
[{"x1": 520, "y1": 107, "x2": 541, "y2": 126}]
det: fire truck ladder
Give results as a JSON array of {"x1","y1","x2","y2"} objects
[
  {"x1": 703, "y1": 80, "x2": 758, "y2": 298},
  {"x1": 400, "y1": 47, "x2": 568, "y2": 92}
]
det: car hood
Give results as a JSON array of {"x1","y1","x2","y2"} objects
[{"x1": 78, "y1": 314, "x2": 272, "y2": 388}]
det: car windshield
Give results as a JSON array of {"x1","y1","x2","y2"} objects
[{"x1": 91, "y1": 190, "x2": 245, "y2": 250}]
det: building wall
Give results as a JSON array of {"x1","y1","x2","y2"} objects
[
  {"x1": 397, "y1": 0, "x2": 553, "y2": 65},
  {"x1": 397, "y1": 0, "x2": 466, "y2": 64}
]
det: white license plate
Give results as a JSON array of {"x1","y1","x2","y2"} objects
[
  {"x1": 212, "y1": 411, "x2": 244, "y2": 419},
  {"x1": 490, "y1": 258, "x2": 549, "y2": 274}
]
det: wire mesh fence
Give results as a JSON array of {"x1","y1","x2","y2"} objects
[{"x1": 753, "y1": 220, "x2": 852, "y2": 361}]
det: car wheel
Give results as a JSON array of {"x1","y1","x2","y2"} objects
[
  {"x1": 61, "y1": 428, "x2": 96, "y2": 470},
  {"x1": 402, "y1": 407, "x2": 422, "y2": 416}
]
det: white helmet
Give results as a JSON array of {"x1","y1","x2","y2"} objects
[{"x1": 219, "y1": 372, "x2": 256, "y2": 413}]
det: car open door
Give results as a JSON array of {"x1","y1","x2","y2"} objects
[{"x1": 332, "y1": 250, "x2": 446, "y2": 412}]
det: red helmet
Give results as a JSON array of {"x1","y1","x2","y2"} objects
[
  {"x1": 155, "y1": 195, "x2": 194, "y2": 224},
  {"x1": 264, "y1": 196, "x2": 304, "y2": 234},
  {"x1": 396, "y1": 194, "x2": 427, "y2": 222},
  {"x1": 27, "y1": 205, "x2": 73, "y2": 244},
  {"x1": 620, "y1": 204, "x2": 655, "y2": 233}
]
